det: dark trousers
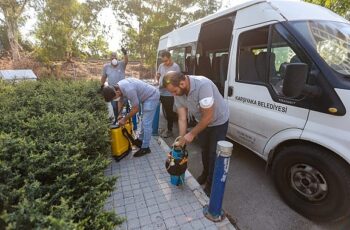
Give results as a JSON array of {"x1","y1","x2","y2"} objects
[
  {"x1": 198, "y1": 120, "x2": 229, "y2": 186},
  {"x1": 160, "y1": 95, "x2": 176, "y2": 131}
]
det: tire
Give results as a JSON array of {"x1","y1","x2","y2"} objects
[{"x1": 271, "y1": 144, "x2": 350, "y2": 222}]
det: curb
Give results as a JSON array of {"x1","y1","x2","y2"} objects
[{"x1": 156, "y1": 136, "x2": 236, "y2": 230}]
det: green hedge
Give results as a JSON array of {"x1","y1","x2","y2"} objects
[{"x1": 0, "y1": 80, "x2": 122, "y2": 229}]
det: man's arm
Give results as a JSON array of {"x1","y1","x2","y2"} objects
[
  {"x1": 124, "y1": 105, "x2": 139, "y2": 121},
  {"x1": 187, "y1": 106, "x2": 213, "y2": 139},
  {"x1": 121, "y1": 47, "x2": 128, "y2": 66},
  {"x1": 177, "y1": 107, "x2": 188, "y2": 137},
  {"x1": 101, "y1": 76, "x2": 107, "y2": 86},
  {"x1": 184, "y1": 82, "x2": 215, "y2": 143},
  {"x1": 123, "y1": 54, "x2": 128, "y2": 66},
  {"x1": 101, "y1": 66, "x2": 107, "y2": 86},
  {"x1": 155, "y1": 73, "x2": 161, "y2": 85},
  {"x1": 117, "y1": 99, "x2": 124, "y2": 117}
]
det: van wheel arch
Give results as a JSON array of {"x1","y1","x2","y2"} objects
[
  {"x1": 269, "y1": 141, "x2": 350, "y2": 221},
  {"x1": 267, "y1": 140, "x2": 349, "y2": 172}
]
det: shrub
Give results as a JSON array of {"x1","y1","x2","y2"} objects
[{"x1": 0, "y1": 80, "x2": 122, "y2": 229}]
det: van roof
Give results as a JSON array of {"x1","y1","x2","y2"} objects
[
  {"x1": 159, "y1": 0, "x2": 348, "y2": 47},
  {"x1": 160, "y1": 0, "x2": 265, "y2": 40}
]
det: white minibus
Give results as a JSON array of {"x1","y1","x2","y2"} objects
[{"x1": 157, "y1": 0, "x2": 350, "y2": 222}]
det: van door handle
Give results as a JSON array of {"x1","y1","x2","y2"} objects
[{"x1": 228, "y1": 86, "x2": 234, "y2": 97}]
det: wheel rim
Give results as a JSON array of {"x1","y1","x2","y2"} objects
[{"x1": 290, "y1": 163, "x2": 328, "y2": 201}]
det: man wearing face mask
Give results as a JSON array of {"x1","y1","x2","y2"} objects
[
  {"x1": 101, "y1": 48, "x2": 128, "y2": 119},
  {"x1": 101, "y1": 78, "x2": 160, "y2": 157}
]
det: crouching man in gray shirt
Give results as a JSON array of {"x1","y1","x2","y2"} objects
[
  {"x1": 102, "y1": 78, "x2": 160, "y2": 157},
  {"x1": 163, "y1": 71, "x2": 229, "y2": 195}
]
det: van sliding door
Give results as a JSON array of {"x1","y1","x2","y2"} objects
[{"x1": 195, "y1": 14, "x2": 235, "y2": 96}]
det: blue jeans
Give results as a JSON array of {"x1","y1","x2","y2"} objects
[
  {"x1": 111, "y1": 100, "x2": 118, "y2": 119},
  {"x1": 139, "y1": 99, "x2": 159, "y2": 148},
  {"x1": 197, "y1": 120, "x2": 229, "y2": 186}
]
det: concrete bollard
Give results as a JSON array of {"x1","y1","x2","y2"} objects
[{"x1": 203, "y1": 140, "x2": 233, "y2": 222}]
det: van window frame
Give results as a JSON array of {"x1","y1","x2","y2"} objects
[
  {"x1": 235, "y1": 22, "x2": 315, "y2": 109},
  {"x1": 235, "y1": 25, "x2": 270, "y2": 86}
]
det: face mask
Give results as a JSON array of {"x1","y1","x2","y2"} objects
[
  {"x1": 111, "y1": 59, "x2": 118, "y2": 66},
  {"x1": 113, "y1": 96, "x2": 121, "y2": 101}
]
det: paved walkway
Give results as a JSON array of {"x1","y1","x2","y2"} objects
[{"x1": 104, "y1": 136, "x2": 235, "y2": 230}]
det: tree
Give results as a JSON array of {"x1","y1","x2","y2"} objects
[
  {"x1": 0, "y1": 0, "x2": 33, "y2": 61},
  {"x1": 305, "y1": 0, "x2": 350, "y2": 19},
  {"x1": 34, "y1": 0, "x2": 110, "y2": 62},
  {"x1": 111, "y1": 0, "x2": 221, "y2": 66},
  {"x1": 0, "y1": 23, "x2": 10, "y2": 56}
]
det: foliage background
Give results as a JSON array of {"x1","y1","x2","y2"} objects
[
  {"x1": 0, "y1": 80, "x2": 122, "y2": 229},
  {"x1": 1, "y1": 0, "x2": 349, "y2": 66}
]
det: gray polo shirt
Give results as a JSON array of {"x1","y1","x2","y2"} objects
[
  {"x1": 103, "y1": 61, "x2": 126, "y2": 86},
  {"x1": 118, "y1": 78, "x2": 159, "y2": 107},
  {"x1": 174, "y1": 75, "x2": 229, "y2": 127},
  {"x1": 157, "y1": 62, "x2": 181, "y2": 96}
]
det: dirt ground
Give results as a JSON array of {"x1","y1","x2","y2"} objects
[{"x1": 0, "y1": 56, "x2": 154, "y2": 80}]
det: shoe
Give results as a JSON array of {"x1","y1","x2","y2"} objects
[
  {"x1": 134, "y1": 148, "x2": 151, "y2": 157},
  {"x1": 196, "y1": 172, "x2": 208, "y2": 185},
  {"x1": 133, "y1": 139, "x2": 142, "y2": 148},
  {"x1": 204, "y1": 184, "x2": 211, "y2": 196},
  {"x1": 161, "y1": 130, "x2": 173, "y2": 138}
]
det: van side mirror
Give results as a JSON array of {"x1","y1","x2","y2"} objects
[{"x1": 282, "y1": 63, "x2": 308, "y2": 98}]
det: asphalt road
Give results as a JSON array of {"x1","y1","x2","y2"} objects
[{"x1": 157, "y1": 106, "x2": 350, "y2": 230}]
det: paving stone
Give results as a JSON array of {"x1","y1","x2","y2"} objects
[
  {"x1": 105, "y1": 137, "x2": 234, "y2": 230},
  {"x1": 148, "y1": 205, "x2": 159, "y2": 215},
  {"x1": 139, "y1": 215, "x2": 152, "y2": 226},
  {"x1": 180, "y1": 222, "x2": 194, "y2": 230},
  {"x1": 127, "y1": 210, "x2": 138, "y2": 220},
  {"x1": 172, "y1": 207, "x2": 184, "y2": 217},
  {"x1": 135, "y1": 200, "x2": 147, "y2": 209},
  {"x1": 127, "y1": 218, "x2": 140, "y2": 229},
  {"x1": 145, "y1": 197, "x2": 157, "y2": 206},
  {"x1": 125, "y1": 203, "x2": 137, "y2": 212},
  {"x1": 164, "y1": 217, "x2": 177, "y2": 229},
  {"x1": 115, "y1": 206, "x2": 125, "y2": 214},
  {"x1": 136, "y1": 207, "x2": 149, "y2": 218},
  {"x1": 158, "y1": 202, "x2": 170, "y2": 212},
  {"x1": 140, "y1": 224, "x2": 154, "y2": 230},
  {"x1": 161, "y1": 209, "x2": 173, "y2": 219},
  {"x1": 175, "y1": 214, "x2": 189, "y2": 225},
  {"x1": 191, "y1": 219, "x2": 205, "y2": 230}
]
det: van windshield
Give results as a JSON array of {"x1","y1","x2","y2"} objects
[{"x1": 291, "y1": 21, "x2": 350, "y2": 76}]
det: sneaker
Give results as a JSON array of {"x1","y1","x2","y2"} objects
[
  {"x1": 161, "y1": 130, "x2": 173, "y2": 138},
  {"x1": 196, "y1": 172, "x2": 208, "y2": 185},
  {"x1": 134, "y1": 147, "x2": 151, "y2": 157},
  {"x1": 133, "y1": 138, "x2": 142, "y2": 148}
]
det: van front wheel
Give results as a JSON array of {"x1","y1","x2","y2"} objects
[{"x1": 272, "y1": 145, "x2": 350, "y2": 222}]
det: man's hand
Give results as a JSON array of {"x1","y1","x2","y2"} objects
[
  {"x1": 174, "y1": 136, "x2": 186, "y2": 147},
  {"x1": 174, "y1": 132, "x2": 194, "y2": 147},
  {"x1": 121, "y1": 47, "x2": 127, "y2": 55},
  {"x1": 184, "y1": 132, "x2": 195, "y2": 143},
  {"x1": 118, "y1": 117, "x2": 126, "y2": 126}
]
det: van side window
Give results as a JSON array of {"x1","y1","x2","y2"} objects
[
  {"x1": 171, "y1": 47, "x2": 186, "y2": 72},
  {"x1": 237, "y1": 26, "x2": 269, "y2": 83},
  {"x1": 269, "y1": 27, "x2": 303, "y2": 97}
]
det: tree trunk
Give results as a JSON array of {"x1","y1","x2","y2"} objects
[{"x1": 4, "y1": 11, "x2": 21, "y2": 61}]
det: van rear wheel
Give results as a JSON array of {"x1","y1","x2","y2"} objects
[{"x1": 272, "y1": 145, "x2": 350, "y2": 222}]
